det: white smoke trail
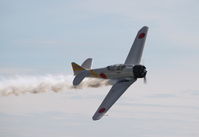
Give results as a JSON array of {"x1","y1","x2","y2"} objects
[{"x1": 0, "y1": 74, "x2": 111, "y2": 96}]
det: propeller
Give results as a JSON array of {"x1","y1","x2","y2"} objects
[
  {"x1": 142, "y1": 59, "x2": 147, "y2": 84},
  {"x1": 144, "y1": 76, "x2": 147, "y2": 84}
]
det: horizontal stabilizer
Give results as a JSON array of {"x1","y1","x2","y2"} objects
[
  {"x1": 71, "y1": 62, "x2": 85, "y2": 75},
  {"x1": 73, "y1": 70, "x2": 89, "y2": 86}
]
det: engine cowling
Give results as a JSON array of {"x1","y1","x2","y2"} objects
[{"x1": 133, "y1": 65, "x2": 147, "y2": 78}]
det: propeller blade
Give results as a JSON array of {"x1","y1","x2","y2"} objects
[{"x1": 144, "y1": 76, "x2": 147, "y2": 84}]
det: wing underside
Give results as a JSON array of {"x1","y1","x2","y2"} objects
[
  {"x1": 124, "y1": 26, "x2": 148, "y2": 65},
  {"x1": 92, "y1": 79, "x2": 136, "y2": 120},
  {"x1": 92, "y1": 26, "x2": 148, "y2": 120}
]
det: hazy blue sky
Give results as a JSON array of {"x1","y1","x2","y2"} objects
[
  {"x1": 0, "y1": 0, "x2": 199, "y2": 137},
  {"x1": 1, "y1": 0, "x2": 198, "y2": 74}
]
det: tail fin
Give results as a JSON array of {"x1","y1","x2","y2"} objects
[
  {"x1": 71, "y1": 58, "x2": 92, "y2": 75},
  {"x1": 71, "y1": 62, "x2": 85, "y2": 75},
  {"x1": 81, "y1": 58, "x2": 92, "y2": 69}
]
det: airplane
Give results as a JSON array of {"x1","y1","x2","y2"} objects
[{"x1": 71, "y1": 26, "x2": 148, "y2": 120}]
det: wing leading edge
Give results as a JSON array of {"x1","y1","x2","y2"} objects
[
  {"x1": 92, "y1": 79, "x2": 136, "y2": 120},
  {"x1": 125, "y1": 26, "x2": 148, "y2": 65}
]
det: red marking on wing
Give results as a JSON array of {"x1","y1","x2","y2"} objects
[
  {"x1": 100, "y1": 73, "x2": 107, "y2": 79},
  {"x1": 138, "y1": 33, "x2": 145, "y2": 39},
  {"x1": 98, "y1": 108, "x2": 106, "y2": 113}
]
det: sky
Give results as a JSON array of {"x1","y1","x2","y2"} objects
[{"x1": 0, "y1": 0, "x2": 199, "y2": 137}]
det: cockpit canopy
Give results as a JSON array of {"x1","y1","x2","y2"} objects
[{"x1": 106, "y1": 64, "x2": 131, "y2": 71}]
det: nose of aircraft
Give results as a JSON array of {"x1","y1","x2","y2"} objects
[{"x1": 132, "y1": 65, "x2": 147, "y2": 78}]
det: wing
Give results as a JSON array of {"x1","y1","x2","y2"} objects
[
  {"x1": 124, "y1": 26, "x2": 149, "y2": 65},
  {"x1": 92, "y1": 79, "x2": 136, "y2": 120}
]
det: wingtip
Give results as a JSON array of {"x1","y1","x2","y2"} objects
[
  {"x1": 142, "y1": 26, "x2": 149, "y2": 29},
  {"x1": 92, "y1": 113, "x2": 104, "y2": 121},
  {"x1": 92, "y1": 117, "x2": 99, "y2": 121},
  {"x1": 140, "y1": 26, "x2": 149, "y2": 31},
  {"x1": 92, "y1": 115, "x2": 101, "y2": 121}
]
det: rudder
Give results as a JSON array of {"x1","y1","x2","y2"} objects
[{"x1": 81, "y1": 58, "x2": 92, "y2": 69}]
